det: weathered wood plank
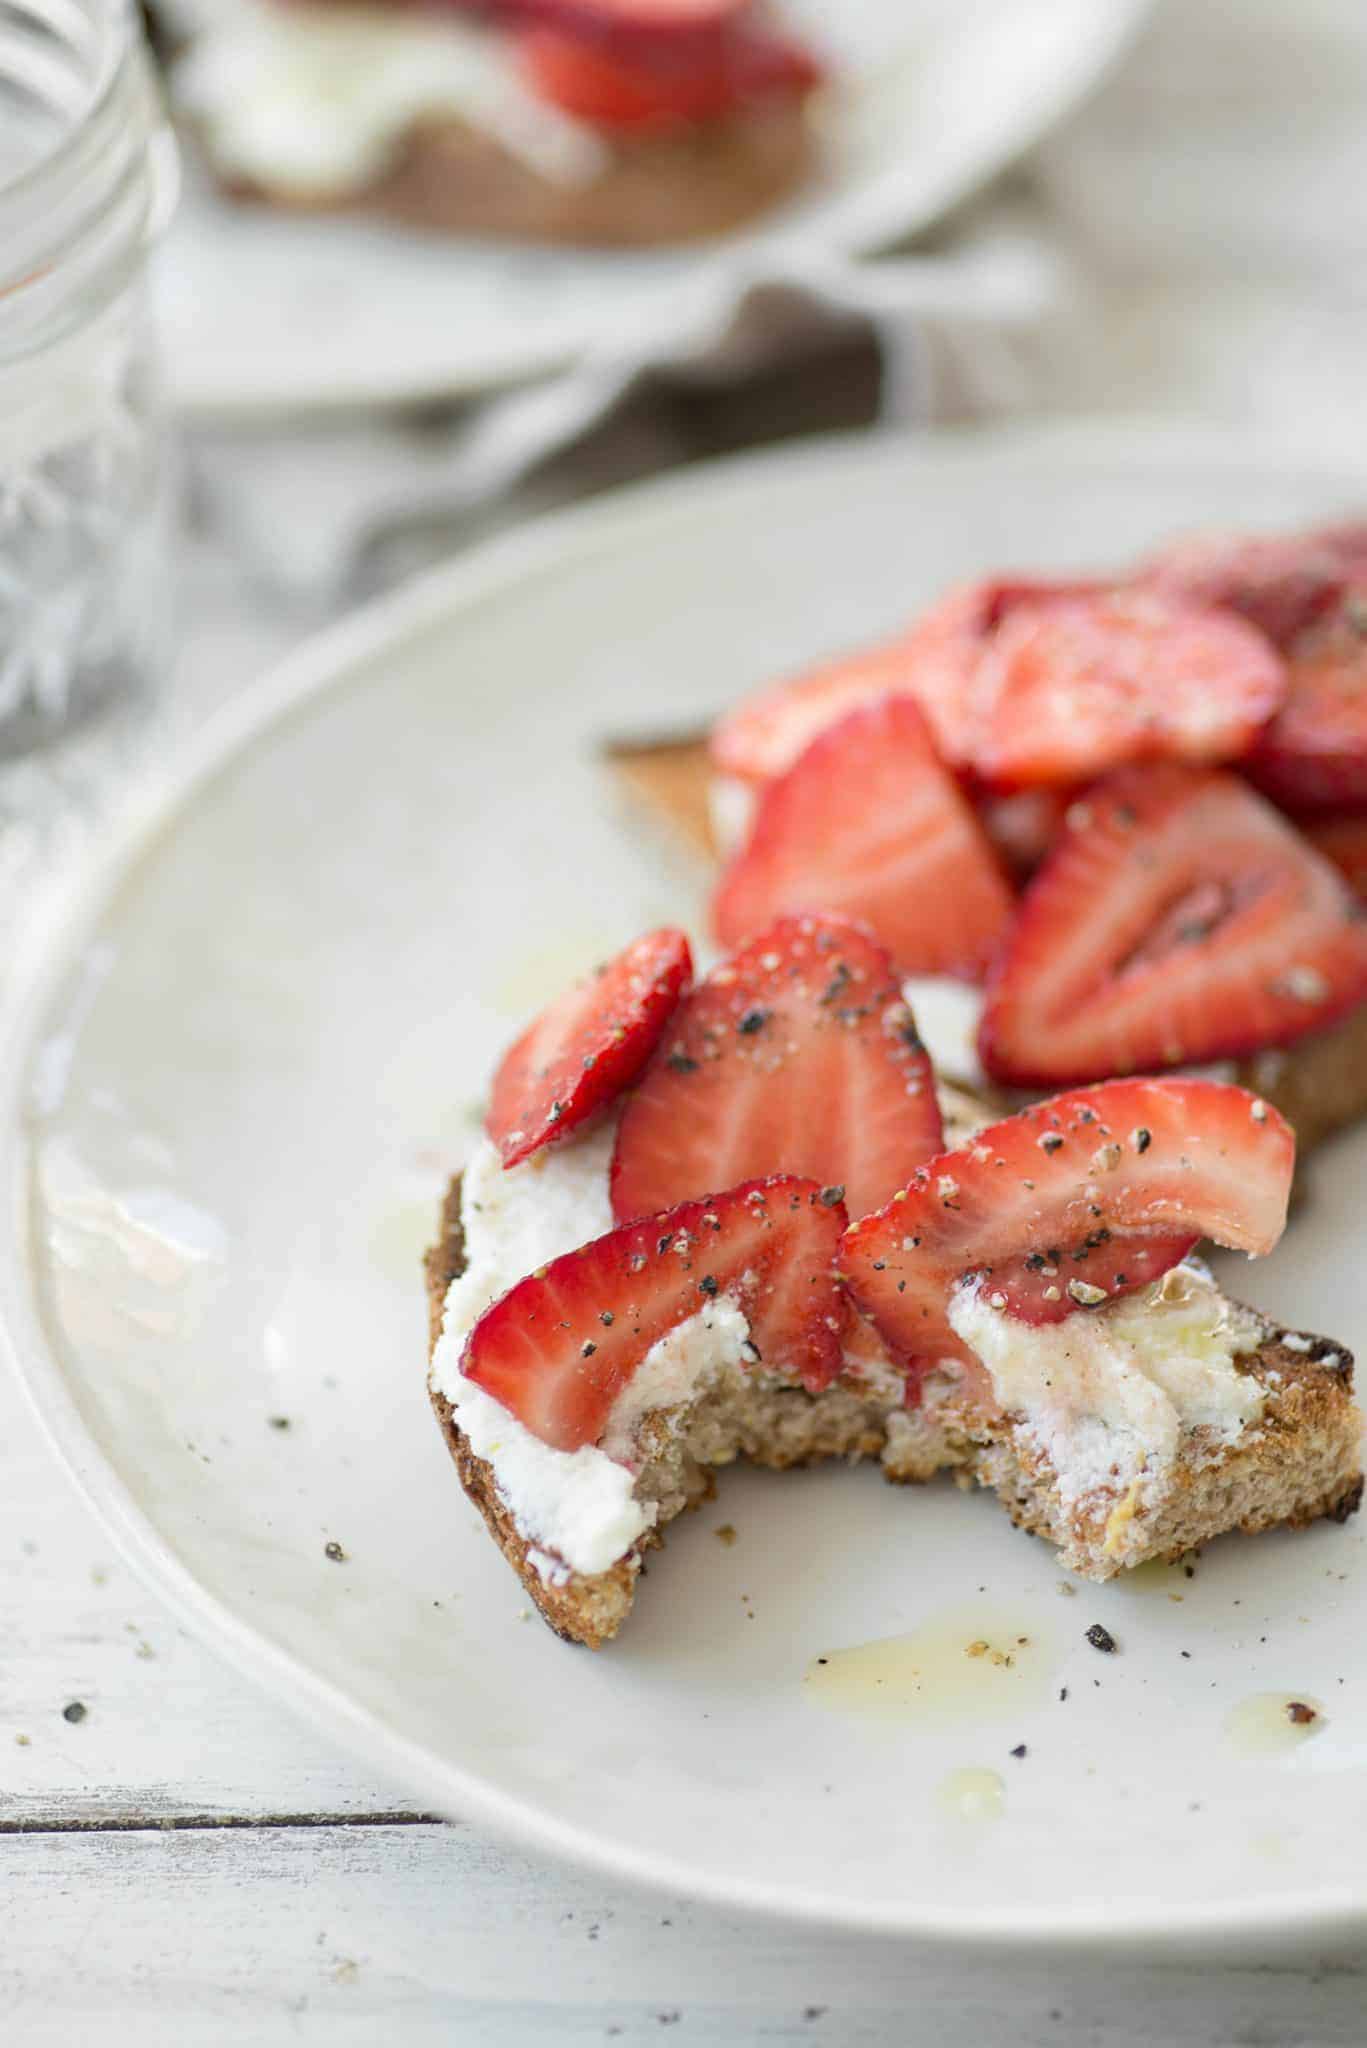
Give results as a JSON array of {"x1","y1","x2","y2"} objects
[
  {"x1": 0, "y1": 1378, "x2": 413, "y2": 1823},
  {"x1": 1, "y1": 1821, "x2": 1365, "y2": 2048}
]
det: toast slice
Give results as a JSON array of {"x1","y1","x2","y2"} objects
[
  {"x1": 426, "y1": 1164, "x2": 1362, "y2": 1647},
  {"x1": 602, "y1": 732, "x2": 1367, "y2": 1152}
]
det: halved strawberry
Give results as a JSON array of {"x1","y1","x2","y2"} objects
[
  {"x1": 1303, "y1": 812, "x2": 1367, "y2": 904},
  {"x1": 463, "y1": 1176, "x2": 847, "y2": 1449},
  {"x1": 977, "y1": 765, "x2": 1367, "y2": 1088},
  {"x1": 841, "y1": 1078, "x2": 1294, "y2": 1377},
  {"x1": 974, "y1": 589, "x2": 1286, "y2": 789},
  {"x1": 1142, "y1": 529, "x2": 1351, "y2": 650},
  {"x1": 487, "y1": 928, "x2": 692, "y2": 1168},
  {"x1": 711, "y1": 698, "x2": 1014, "y2": 980},
  {"x1": 1247, "y1": 600, "x2": 1367, "y2": 812},
  {"x1": 516, "y1": 19, "x2": 819, "y2": 127},
  {"x1": 611, "y1": 914, "x2": 942, "y2": 1226}
]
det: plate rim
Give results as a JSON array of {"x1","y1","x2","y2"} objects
[
  {"x1": 4, "y1": 417, "x2": 1367, "y2": 1949},
  {"x1": 162, "y1": 0, "x2": 1150, "y2": 419}
]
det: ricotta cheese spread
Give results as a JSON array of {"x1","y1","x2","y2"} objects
[
  {"x1": 173, "y1": 0, "x2": 607, "y2": 197},
  {"x1": 431, "y1": 1124, "x2": 751, "y2": 1580},
  {"x1": 948, "y1": 1262, "x2": 1265, "y2": 1527}
]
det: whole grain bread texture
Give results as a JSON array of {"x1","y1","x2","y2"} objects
[
  {"x1": 426, "y1": 1167, "x2": 1363, "y2": 1647},
  {"x1": 214, "y1": 101, "x2": 815, "y2": 247}
]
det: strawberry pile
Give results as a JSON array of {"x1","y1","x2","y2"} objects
[
  {"x1": 466, "y1": 916, "x2": 1297, "y2": 1452},
  {"x1": 448, "y1": 0, "x2": 823, "y2": 131},
  {"x1": 708, "y1": 520, "x2": 1367, "y2": 1087}
]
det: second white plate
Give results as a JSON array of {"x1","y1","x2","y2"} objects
[{"x1": 157, "y1": 0, "x2": 1147, "y2": 416}]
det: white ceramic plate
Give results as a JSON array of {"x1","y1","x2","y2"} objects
[
  {"x1": 156, "y1": 0, "x2": 1148, "y2": 417},
  {"x1": 6, "y1": 423, "x2": 1367, "y2": 1949}
]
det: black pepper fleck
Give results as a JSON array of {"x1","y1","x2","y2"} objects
[
  {"x1": 1085, "y1": 1623, "x2": 1117, "y2": 1654},
  {"x1": 666, "y1": 1053, "x2": 699, "y2": 1074},
  {"x1": 737, "y1": 1007, "x2": 771, "y2": 1035},
  {"x1": 1009, "y1": 1743, "x2": 1027, "y2": 1759},
  {"x1": 62, "y1": 1701, "x2": 86, "y2": 1724},
  {"x1": 324, "y1": 1541, "x2": 347, "y2": 1563},
  {"x1": 698, "y1": 1275, "x2": 719, "y2": 1297},
  {"x1": 818, "y1": 1185, "x2": 846, "y2": 1208},
  {"x1": 581, "y1": 1341, "x2": 597, "y2": 1358},
  {"x1": 267, "y1": 1415, "x2": 290, "y2": 1430}
]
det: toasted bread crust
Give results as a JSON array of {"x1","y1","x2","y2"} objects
[
  {"x1": 961, "y1": 1325, "x2": 1363, "y2": 1578},
  {"x1": 215, "y1": 101, "x2": 815, "y2": 248},
  {"x1": 425, "y1": 1177, "x2": 648, "y2": 1647}
]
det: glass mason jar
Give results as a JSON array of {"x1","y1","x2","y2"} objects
[{"x1": 0, "y1": 0, "x2": 177, "y2": 759}]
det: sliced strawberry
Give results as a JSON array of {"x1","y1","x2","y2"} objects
[
  {"x1": 710, "y1": 639, "x2": 956, "y2": 789},
  {"x1": 711, "y1": 698, "x2": 1014, "y2": 981},
  {"x1": 974, "y1": 589, "x2": 1286, "y2": 789},
  {"x1": 611, "y1": 914, "x2": 942, "y2": 1226},
  {"x1": 1303, "y1": 812, "x2": 1367, "y2": 904},
  {"x1": 516, "y1": 19, "x2": 819, "y2": 127},
  {"x1": 463, "y1": 1176, "x2": 847, "y2": 1449},
  {"x1": 1142, "y1": 529, "x2": 1351, "y2": 650},
  {"x1": 475, "y1": 0, "x2": 750, "y2": 45},
  {"x1": 977, "y1": 765, "x2": 1367, "y2": 1088},
  {"x1": 544, "y1": 0, "x2": 749, "y2": 28},
  {"x1": 841, "y1": 1078, "x2": 1294, "y2": 1378},
  {"x1": 709, "y1": 579, "x2": 1095, "y2": 789},
  {"x1": 487, "y1": 928, "x2": 692, "y2": 1168},
  {"x1": 1247, "y1": 600, "x2": 1367, "y2": 811}
]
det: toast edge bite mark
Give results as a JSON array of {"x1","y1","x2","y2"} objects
[{"x1": 424, "y1": 1176, "x2": 906, "y2": 1649}]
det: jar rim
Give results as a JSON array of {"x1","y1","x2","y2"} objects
[
  {"x1": 0, "y1": 1, "x2": 128, "y2": 212},
  {"x1": 0, "y1": 0, "x2": 176, "y2": 350}
]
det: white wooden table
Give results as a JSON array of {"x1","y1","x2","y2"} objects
[{"x1": 4, "y1": 449, "x2": 1366, "y2": 2048}]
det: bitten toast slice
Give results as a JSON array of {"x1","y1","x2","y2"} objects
[{"x1": 426, "y1": 1169, "x2": 1363, "y2": 1647}]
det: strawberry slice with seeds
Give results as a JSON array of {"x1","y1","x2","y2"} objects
[
  {"x1": 517, "y1": 19, "x2": 819, "y2": 127},
  {"x1": 974, "y1": 588, "x2": 1286, "y2": 789},
  {"x1": 977, "y1": 765, "x2": 1367, "y2": 1088},
  {"x1": 487, "y1": 928, "x2": 692, "y2": 1168},
  {"x1": 463, "y1": 1176, "x2": 847, "y2": 1449},
  {"x1": 841, "y1": 1078, "x2": 1294, "y2": 1378},
  {"x1": 1142, "y1": 529, "x2": 1351, "y2": 650},
  {"x1": 1247, "y1": 599, "x2": 1367, "y2": 812},
  {"x1": 711, "y1": 698, "x2": 1014, "y2": 980},
  {"x1": 611, "y1": 914, "x2": 942, "y2": 1226}
]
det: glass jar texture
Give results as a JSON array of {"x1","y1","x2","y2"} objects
[{"x1": 0, "y1": 0, "x2": 177, "y2": 757}]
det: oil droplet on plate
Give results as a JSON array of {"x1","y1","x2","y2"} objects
[
  {"x1": 936, "y1": 1768, "x2": 1005, "y2": 1823},
  {"x1": 1224, "y1": 1693, "x2": 1325, "y2": 1757},
  {"x1": 803, "y1": 1603, "x2": 1054, "y2": 1727}
]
